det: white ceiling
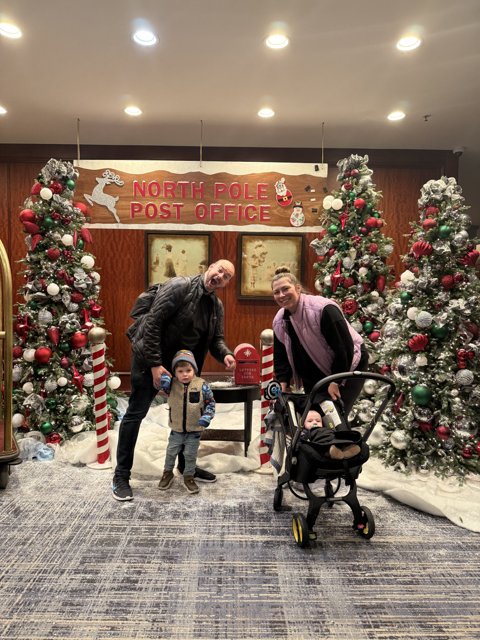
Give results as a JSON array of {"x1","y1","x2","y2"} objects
[{"x1": 0, "y1": 0, "x2": 479, "y2": 155}]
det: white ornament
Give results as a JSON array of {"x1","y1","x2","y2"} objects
[
  {"x1": 358, "y1": 267, "x2": 368, "y2": 276},
  {"x1": 415, "y1": 311, "x2": 433, "y2": 328},
  {"x1": 455, "y1": 369, "x2": 474, "y2": 386},
  {"x1": 12, "y1": 413, "x2": 26, "y2": 428},
  {"x1": 390, "y1": 429, "x2": 409, "y2": 449},
  {"x1": 23, "y1": 349, "x2": 36, "y2": 362},
  {"x1": 384, "y1": 244, "x2": 394, "y2": 255},
  {"x1": 351, "y1": 321, "x2": 363, "y2": 333},
  {"x1": 343, "y1": 257, "x2": 353, "y2": 269},
  {"x1": 83, "y1": 372, "x2": 95, "y2": 387},
  {"x1": 322, "y1": 195, "x2": 334, "y2": 209},
  {"x1": 406, "y1": 307, "x2": 419, "y2": 321},
  {"x1": 57, "y1": 376, "x2": 68, "y2": 387},
  {"x1": 314, "y1": 280, "x2": 322, "y2": 292},
  {"x1": 38, "y1": 309, "x2": 53, "y2": 326},
  {"x1": 40, "y1": 187, "x2": 53, "y2": 200},
  {"x1": 363, "y1": 380, "x2": 378, "y2": 395},
  {"x1": 90, "y1": 271, "x2": 101, "y2": 284},
  {"x1": 370, "y1": 291, "x2": 380, "y2": 300},
  {"x1": 416, "y1": 354, "x2": 428, "y2": 367},
  {"x1": 400, "y1": 270, "x2": 416, "y2": 284},
  {"x1": 44, "y1": 378, "x2": 58, "y2": 392},
  {"x1": 46, "y1": 283, "x2": 60, "y2": 296},
  {"x1": 61, "y1": 234, "x2": 74, "y2": 246},
  {"x1": 22, "y1": 381, "x2": 34, "y2": 393},
  {"x1": 107, "y1": 375, "x2": 122, "y2": 390},
  {"x1": 324, "y1": 275, "x2": 332, "y2": 287},
  {"x1": 81, "y1": 255, "x2": 95, "y2": 269},
  {"x1": 331, "y1": 198, "x2": 343, "y2": 210}
]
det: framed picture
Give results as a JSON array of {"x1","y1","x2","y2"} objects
[
  {"x1": 238, "y1": 233, "x2": 304, "y2": 299},
  {"x1": 145, "y1": 232, "x2": 211, "y2": 286}
]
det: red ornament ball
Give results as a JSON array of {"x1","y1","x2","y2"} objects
[
  {"x1": 441, "y1": 274, "x2": 455, "y2": 290},
  {"x1": 46, "y1": 247, "x2": 61, "y2": 261},
  {"x1": 13, "y1": 346, "x2": 23, "y2": 359},
  {"x1": 417, "y1": 421, "x2": 433, "y2": 432},
  {"x1": 354, "y1": 197, "x2": 366, "y2": 209},
  {"x1": 49, "y1": 181, "x2": 63, "y2": 194},
  {"x1": 74, "y1": 202, "x2": 89, "y2": 215},
  {"x1": 70, "y1": 291, "x2": 85, "y2": 304},
  {"x1": 462, "y1": 446, "x2": 473, "y2": 459},
  {"x1": 435, "y1": 425, "x2": 450, "y2": 440},
  {"x1": 422, "y1": 218, "x2": 437, "y2": 230},
  {"x1": 70, "y1": 331, "x2": 88, "y2": 349},
  {"x1": 425, "y1": 206, "x2": 439, "y2": 217},
  {"x1": 369, "y1": 243, "x2": 378, "y2": 253},
  {"x1": 31, "y1": 182, "x2": 43, "y2": 196},
  {"x1": 34, "y1": 346, "x2": 53, "y2": 364},
  {"x1": 19, "y1": 209, "x2": 36, "y2": 223},
  {"x1": 369, "y1": 330, "x2": 381, "y2": 342},
  {"x1": 365, "y1": 217, "x2": 378, "y2": 229}
]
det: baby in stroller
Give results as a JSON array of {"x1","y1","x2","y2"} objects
[{"x1": 265, "y1": 372, "x2": 395, "y2": 548}]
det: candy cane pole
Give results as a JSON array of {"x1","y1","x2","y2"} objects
[
  {"x1": 255, "y1": 328, "x2": 274, "y2": 473},
  {"x1": 87, "y1": 327, "x2": 112, "y2": 469}
]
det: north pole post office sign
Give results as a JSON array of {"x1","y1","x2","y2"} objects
[{"x1": 74, "y1": 160, "x2": 328, "y2": 231}]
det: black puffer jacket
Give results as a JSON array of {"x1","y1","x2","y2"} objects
[{"x1": 129, "y1": 275, "x2": 232, "y2": 372}]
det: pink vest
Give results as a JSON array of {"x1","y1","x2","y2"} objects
[{"x1": 273, "y1": 294, "x2": 363, "y2": 388}]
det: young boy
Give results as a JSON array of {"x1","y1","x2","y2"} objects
[
  {"x1": 158, "y1": 350, "x2": 215, "y2": 494},
  {"x1": 301, "y1": 409, "x2": 361, "y2": 460}
]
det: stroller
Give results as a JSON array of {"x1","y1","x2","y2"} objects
[{"x1": 264, "y1": 371, "x2": 396, "y2": 548}]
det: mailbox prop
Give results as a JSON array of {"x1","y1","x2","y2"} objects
[{"x1": 234, "y1": 343, "x2": 260, "y2": 385}]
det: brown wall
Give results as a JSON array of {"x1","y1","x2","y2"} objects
[{"x1": 0, "y1": 144, "x2": 458, "y2": 375}]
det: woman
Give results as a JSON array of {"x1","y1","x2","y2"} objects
[{"x1": 271, "y1": 267, "x2": 369, "y2": 416}]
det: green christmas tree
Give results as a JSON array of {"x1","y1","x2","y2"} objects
[
  {"x1": 11, "y1": 159, "x2": 121, "y2": 445},
  {"x1": 311, "y1": 154, "x2": 394, "y2": 352},
  {"x1": 374, "y1": 176, "x2": 480, "y2": 479}
]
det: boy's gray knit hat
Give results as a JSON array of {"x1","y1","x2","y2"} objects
[{"x1": 172, "y1": 349, "x2": 198, "y2": 373}]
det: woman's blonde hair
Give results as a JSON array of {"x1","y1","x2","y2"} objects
[{"x1": 271, "y1": 266, "x2": 300, "y2": 288}]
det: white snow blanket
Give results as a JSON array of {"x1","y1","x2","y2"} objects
[{"x1": 53, "y1": 397, "x2": 480, "y2": 533}]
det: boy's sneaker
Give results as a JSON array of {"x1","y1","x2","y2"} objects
[
  {"x1": 112, "y1": 476, "x2": 133, "y2": 501},
  {"x1": 158, "y1": 470, "x2": 174, "y2": 491},
  {"x1": 193, "y1": 467, "x2": 217, "y2": 483},
  {"x1": 184, "y1": 475, "x2": 200, "y2": 494}
]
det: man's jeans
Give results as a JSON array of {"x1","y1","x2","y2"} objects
[
  {"x1": 114, "y1": 354, "x2": 158, "y2": 479},
  {"x1": 164, "y1": 431, "x2": 201, "y2": 477}
]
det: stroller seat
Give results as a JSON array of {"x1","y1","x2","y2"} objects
[{"x1": 265, "y1": 372, "x2": 395, "y2": 548}]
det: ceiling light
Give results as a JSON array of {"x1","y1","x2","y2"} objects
[
  {"x1": 0, "y1": 106, "x2": 7, "y2": 115},
  {"x1": 387, "y1": 111, "x2": 406, "y2": 121},
  {"x1": 265, "y1": 33, "x2": 289, "y2": 49},
  {"x1": 0, "y1": 22, "x2": 22, "y2": 39},
  {"x1": 124, "y1": 106, "x2": 142, "y2": 116},
  {"x1": 397, "y1": 35, "x2": 422, "y2": 51},
  {"x1": 132, "y1": 29, "x2": 157, "y2": 46},
  {"x1": 258, "y1": 108, "x2": 275, "y2": 118}
]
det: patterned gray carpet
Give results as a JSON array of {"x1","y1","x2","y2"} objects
[{"x1": 0, "y1": 461, "x2": 479, "y2": 640}]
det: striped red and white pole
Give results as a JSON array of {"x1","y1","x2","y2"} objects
[
  {"x1": 258, "y1": 328, "x2": 274, "y2": 469},
  {"x1": 87, "y1": 327, "x2": 111, "y2": 469}
]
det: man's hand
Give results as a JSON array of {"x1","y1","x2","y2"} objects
[
  {"x1": 151, "y1": 365, "x2": 171, "y2": 390},
  {"x1": 224, "y1": 354, "x2": 236, "y2": 370}
]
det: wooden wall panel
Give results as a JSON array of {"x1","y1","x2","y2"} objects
[{"x1": 0, "y1": 145, "x2": 458, "y2": 377}]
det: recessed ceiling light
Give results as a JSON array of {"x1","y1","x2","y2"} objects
[
  {"x1": 387, "y1": 110, "x2": 406, "y2": 121},
  {"x1": 397, "y1": 35, "x2": 422, "y2": 51},
  {"x1": 0, "y1": 22, "x2": 22, "y2": 39},
  {"x1": 265, "y1": 33, "x2": 289, "y2": 49},
  {"x1": 133, "y1": 29, "x2": 157, "y2": 46},
  {"x1": 124, "y1": 106, "x2": 142, "y2": 116},
  {"x1": 258, "y1": 107, "x2": 275, "y2": 118},
  {"x1": 0, "y1": 106, "x2": 7, "y2": 115}
]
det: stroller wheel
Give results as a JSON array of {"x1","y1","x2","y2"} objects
[
  {"x1": 292, "y1": 513, "x2": 310, "y2": 548},
  {"x1": 355, "y1": 505, "x2": 375, "y2": 539},
  {"x1": 273, "y1": 487, "x2": 283, "y2": 512}
]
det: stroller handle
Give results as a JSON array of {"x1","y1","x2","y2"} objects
[{"x1": 305, "y1": 371, "x2": 396, "y2": 443}]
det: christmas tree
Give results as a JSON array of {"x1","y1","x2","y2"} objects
[
  {"x1": 373, "y1": 176, "x2": 480, "y2": 479},
  {"x1": 310, "y1": 154, "x2": 394, "y2": 422},
  {"x1": 11, "y1": 159, "x2": 121, "y2": 445}
]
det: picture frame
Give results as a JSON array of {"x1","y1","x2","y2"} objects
[
  {"x1": 238, "y1": 233, "x2": 304, "y2": 300},
  {"x1": 145, "y1": 232, "x2": 211, "y2": 286}
]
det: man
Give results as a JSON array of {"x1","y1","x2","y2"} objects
[{"x1": 112, "y1": 259, "x2": 236, "y2": 501}]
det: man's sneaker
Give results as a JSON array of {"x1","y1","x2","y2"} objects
[
  {"x1": 193, "y1": 467, "x2": 217, "y2": 483},
  {"x1": 158, "y1": 470, "x2": 174, "y2": 491},
  {"x1": 184, "y1": 475, "x2": 200, "y2": 494},
  {"x1": 112, "y1": 476, "x2": 133, "y2": 501}
]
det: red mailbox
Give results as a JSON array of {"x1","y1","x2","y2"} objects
[{"x1": 234, "y1": 343, "x2": 260, "y2": 385}]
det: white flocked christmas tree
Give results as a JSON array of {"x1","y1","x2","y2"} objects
[
  {"x1": 373, "y1": 176, "x2": 480, "y2": 479},
  {"x1": 11, "y1": 158, "x2": 121, "y2": 446}
]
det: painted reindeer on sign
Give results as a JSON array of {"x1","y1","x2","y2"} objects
[{"x1": 84, "y1": 170, "x2": 125, "y2": 223}]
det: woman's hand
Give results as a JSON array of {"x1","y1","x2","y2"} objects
[{"x1": 328, "y1": 382, "x2": 341, "y2": 402}]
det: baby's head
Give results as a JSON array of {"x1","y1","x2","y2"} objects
[
  {"x1": 172, "y1": 349, "x2": 198, "y2": 384},
  {"x1": 303, "y1": 410, "x2": 322, "y2": 430}
]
